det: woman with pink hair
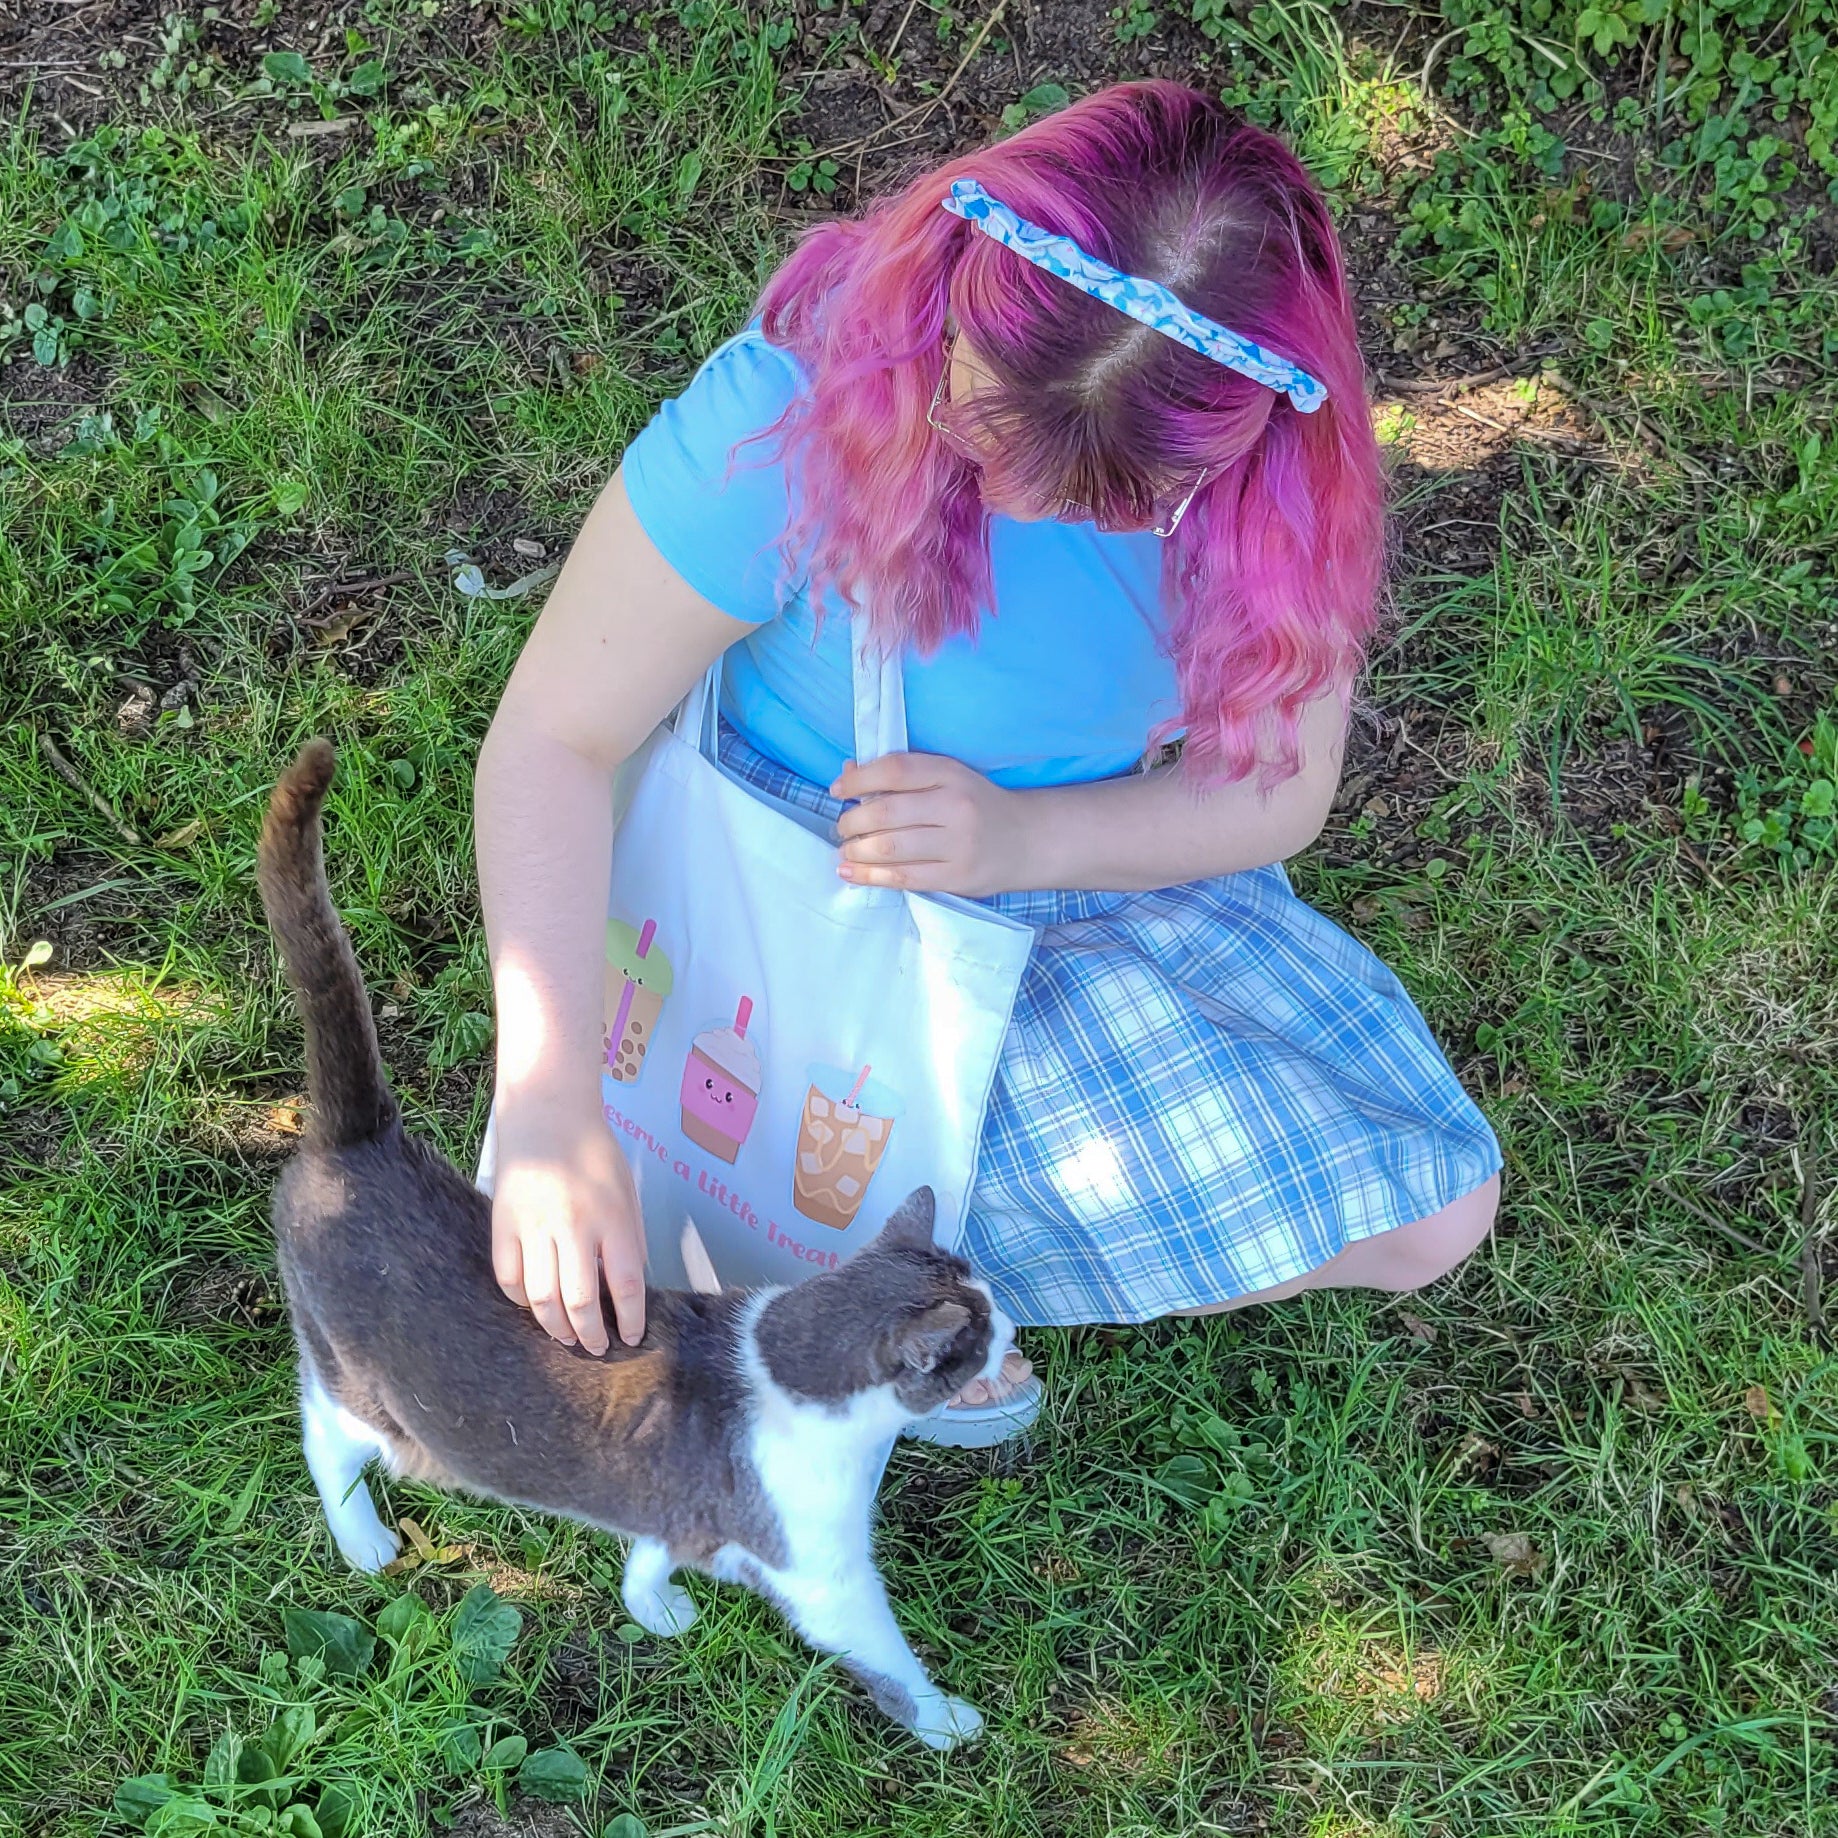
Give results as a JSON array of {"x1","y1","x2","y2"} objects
[{"x1": 476, "y1": 82, "x2": 1500, "y2": 1444}]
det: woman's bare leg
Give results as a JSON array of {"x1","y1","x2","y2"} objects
[
  {"x1": 949, "y1": 1175, "x2": 1499, "y2": 1404},
  {"x1": 1173, "y1": 1174, "x2": 1500, "y2": 1318}
]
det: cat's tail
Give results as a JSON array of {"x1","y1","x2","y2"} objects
[{"x1": 257, "y1": 740, "x2": 398, "y2": 1148}]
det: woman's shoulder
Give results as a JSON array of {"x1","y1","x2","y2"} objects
[
  {"x1": 667, "y1": 324, "x2": 807, "y2": 442},
  {"x1": 620, "y1": 326, "x2": 807, "y2": 625},
  {"x1": 621, "y1": 324, "x2": 805, "y2": 505}
]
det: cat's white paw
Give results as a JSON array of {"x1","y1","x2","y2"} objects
[
  {"x1": 911, "y1": 1693, "x2": 984, "y2": 1750},
  {"x1": 332, "y1": 1515, "x2": 401, "y2": 1575},
  {"x1": 626, "y1": 1581, "x2": 698, "y2": 1638}
]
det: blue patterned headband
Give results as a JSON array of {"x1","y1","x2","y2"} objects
[{"x1": 940, "y1": 177, "x2": 1328, "y2": 415}]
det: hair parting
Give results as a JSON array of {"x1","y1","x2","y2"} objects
[{"x1": 748, "y1": 80, "x2": 1383, "y2": 783}]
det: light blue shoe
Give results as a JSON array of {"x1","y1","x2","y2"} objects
[{"x1": 901, "y1": 1375, "x2": 1042, "y2": 1448}]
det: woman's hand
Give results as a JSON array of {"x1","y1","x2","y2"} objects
[
  {"x1": 490, "y1": 1112, "x2": 646, "y2": 1355},
  {"x1": 831, "y1": 679, "x2": 1349, "y2": 896},
  {"x1": 832, "y1": 753, "x2": 1032, "y2": 899}
]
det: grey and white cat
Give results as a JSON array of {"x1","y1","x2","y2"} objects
[{"x1": 256, "y1": 740, "x2": 1012, "y2": 1748}]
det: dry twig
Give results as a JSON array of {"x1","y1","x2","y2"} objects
[
  {"x1": 813, "y1": 0, "x2": 1009, "y2": 160},
  {"x1": 1377, "y1": 348, "x2": 1558, "y2": 396},
  {"x1": 883, "y1": 0, "x2": 922, "y2": 60},
  {"x1": 1656, "y1": 1179, "x2": 1774, "y2": 1260},
  {"x1": 297, "y1": 570, "x2": 412, "y2": 624},
  {"x1": 39, "y1": 732, "x2": 140, "y2": 846}
]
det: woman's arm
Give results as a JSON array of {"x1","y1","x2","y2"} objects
[
  {"x1": 832, "y1": 681, "x2": 1349, "y2": 897},
  {"x1": 476, "y1": 470, "x2": 752, "y2": 1353}
]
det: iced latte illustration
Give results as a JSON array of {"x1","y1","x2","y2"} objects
[
  {"x1": 604, "y1": 917, "x2": 671, "y2": 1083},
  {"x1": 792, "y1": 1064, "x2": 899, "y2": 1231},
  {"x1": 680, "y1": 996, "x2": 762, "y2": 1165}
]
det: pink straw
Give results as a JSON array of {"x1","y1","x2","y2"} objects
[
  {"x1": 610, "y1": 978, "x2": 635, "y2": 1055},
  {"x1": 609, "y1": 919, "x2": 656, "y2": 1059},
  {"x1": 843, "y1": 1064, "x2": 871, "y2": 1108},
  {"x1": 734, "y1": 995, "x2": 753, "y2": 1037}
]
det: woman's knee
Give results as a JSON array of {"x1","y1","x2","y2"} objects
[
  {"x1": 1166, "y1": 1176, "x2": 1501, "y2": 1320},
  {"x1": 1345, "y1": 1174, "x2": 1500, "y2": 1293}
]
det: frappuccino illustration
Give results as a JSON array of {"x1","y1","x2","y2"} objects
[
  {"x1": 679, "y1": 996, "x2": 762, "y2": 1165},
  {"x1": 792, "y1": 1063, "x2": 900, "y2": 1231},
  {"x1": 604, "y1": 917, "x2": 671, "y2": 1083}
]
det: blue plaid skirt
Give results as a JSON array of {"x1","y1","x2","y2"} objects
[{"x1": 719, "y1": 724, "x2": 1501, "y2": 1326}]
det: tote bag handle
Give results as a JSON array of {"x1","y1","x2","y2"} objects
[
  {"x1": 848, "y1": 617, "x2": 909, "y2": 764},
  {"x1": 677, "y1": 615, "x2": 909, "y2": 768}
]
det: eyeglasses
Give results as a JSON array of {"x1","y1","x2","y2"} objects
[
  {"x1": 925, "y1": 364, "x2": 980, "y2": 458},
  {"x1": 927, "y1": 366, "x2": 1206, "y2": 540}
]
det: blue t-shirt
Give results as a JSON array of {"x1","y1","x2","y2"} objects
[{"x1": 621, "y1": 329, "x2": 1178, "y2": 790}]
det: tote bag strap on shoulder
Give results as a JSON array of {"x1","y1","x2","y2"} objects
[
  {"x1": 849, "y1": 616, "x2": 909, "y2": 765},
  {"x1": 677, "y1": 613, "x2": 908, "y2": 770}
]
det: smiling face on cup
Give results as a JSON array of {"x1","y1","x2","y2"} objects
[{"x1": 679, "y1": 1022, "x2": 763, "y2": 1164}]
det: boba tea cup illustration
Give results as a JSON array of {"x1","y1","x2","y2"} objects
[
  {"x1": 792, "y1": 1063, "x2": 900, "y2": 1231},
  {"x1": 679, "y1": 995, "x2": 762, "y2": 1165},
  {"x1": 604, "y1": 917, "x2": 671, "y2": 1083}
]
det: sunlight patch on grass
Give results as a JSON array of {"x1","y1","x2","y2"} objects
[
  {"x1": 5, "y1": 965, "x2": 219, "y2": 1090},
  {"x1": 1056, "y1": 1692, "x2": 1188, "y2": 1780},
  {"x1": 1283, "y1": 1621, "x2": 1452, "y2": 1736}
]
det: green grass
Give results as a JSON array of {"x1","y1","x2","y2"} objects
[{"x1": 3, "y1": 2, "x2": 1836, "y2": 1833}]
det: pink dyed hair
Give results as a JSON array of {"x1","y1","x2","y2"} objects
[{"x1": 752, "y1": 81, "x2": 1383, "y2": 783}]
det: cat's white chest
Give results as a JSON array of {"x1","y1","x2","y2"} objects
[
  {"x1": 734, "y1": 1297, "x2": 901, "y2": 1579},
  {"x1": 750, "y1": 1393, "x2": 889, "y2": 1571}
]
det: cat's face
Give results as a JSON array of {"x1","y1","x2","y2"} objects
[{"x1": 754, "y1": 1188, "x2": 1015, "y2": 1416}]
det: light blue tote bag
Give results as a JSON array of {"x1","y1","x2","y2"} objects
[{"x1": 482, "y1": 621, "x2": 1036, "y2": 1291}]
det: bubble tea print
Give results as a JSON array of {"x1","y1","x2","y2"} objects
[
  {"x1": 793, "y1": 1064, "x2": 900, "y2": 1231},
  {"x1": 679, "y1": 996, "x2": 763, "y2": 1165},
  {"x1": 604, "y1": 918, "x2": 671, "y2": 1083}
]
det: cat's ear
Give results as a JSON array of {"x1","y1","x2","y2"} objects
[
  {"x1": 878, "y1": 1186, "x2": 937, "y2": 1251},
  {"x1": 898, "y1": 1300, "x2": 970, "y2": 1373}
]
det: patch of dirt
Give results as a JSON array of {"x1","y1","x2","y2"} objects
[
  {"x1": 545, "y1": 1626, "x2": 615, "y2": 1712},
  {"x1": 261, "y1": 570, "x2": 418, "y2": 684},
  {"x1": 250, "y1": 489, "x2": 563, "y2": 690},
  {"x1": 1387, "y1": 373, "x2": 1599, "y2": 473},
  {"x1": 439, "y1": 481, "x2": 556, "y2": 587},
  {"x1": 774, "y1": 0, "x2": 1213, "y2": 209},
  {"x1": 877, "y1": 1443, "x2": 988, "y2": 1526},
  {"x1": 443, "y1": 1796, "x2": 581, "y2": 1838},
  {"x1": 1321, "y1": 700, "x2": 1470, "y2": 875},
  {"x1": 0, "y1": 349, "x2": 112, "y2": 453},
  {"x1": 0, "y1": 1108, "x2": 70, "y2": 1182},
  {"x1": 20, "y1": 850, "x2": 167, "y2": 974},
  {"x1": 193, "y1": 1090, "x2": 309, "y2": 1164},
  {"x1": 1320, "y1": 703, "x2": 1686, "y2": 955},
  {"x1": 1386, "y1": 449, "x2": 1518, "y2": 584},
  {"x1": 1513, "y1": 733, "x2": 1665, "y2": 857},
  {"x1": 174, "y1": 1260, "x2": 279, "y2": 1328},
  {"x1": 1379, "y1": 373, "x2": 1629, "y2": 588}
]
